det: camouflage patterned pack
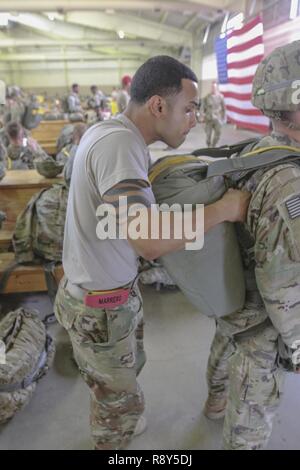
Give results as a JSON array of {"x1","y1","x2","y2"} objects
[
  {"x1": 22, "y1": 99, "x2": 42, "y2": 130},
  {"x1": 34, "y1": 155, "x2": 64, "y2": 178},
  {"x1": 0, "y1": 211, "x2": 6, "y2": 229},
  {"x1": 0, "y1": 162, "x2": 5, "y2": 181},
  {"x1": 0, "y1": 308, "x2": 55, "y2": 424},
  {"x1": 13, "y1": 182, "x2": 69, "y2": 264},
  {"x1": 7, "y1": 144, "x2": 35, "y2": 170},
  {"x1": 0, "y1": 152, "x2": 6, "y2": 228},
  {"x1": 56, "y1": 124, "x2": 74, "y2": 153}
]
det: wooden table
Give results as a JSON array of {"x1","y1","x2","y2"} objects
[
  {"x1": 0, "y1": 252, "x2": 64, "y2": 294},
  {"x1": 30, "y1": 119, "x2": 69, "y2": 155}
]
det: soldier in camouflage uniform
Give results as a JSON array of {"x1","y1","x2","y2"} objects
[
  {"x1": 67, "y1": 83, "x2": 85, "y2": 122},
  {"x1": 0, "y1": 140, "x2": 6, "y2": 175},
  {"x1": 0, "y1": 141, "x2": 6, "y2": 227},
  {"x1": 87, "y1": 85, "x2": 105, "y2": 121},
  {"x1": 57, "y1": 123, "x2": 86, "y2": 166},
  {"x1": 205, "y1": 41, "x2": 300, "y2": 450},
  {"x1": 4, "y1": 86, "x2": 26, "y2": 125},
  {"x1": 6, "y1": 121, "x2": 49, "y2": 170},
  {"x1": 201, "y1": 82, "x2": 226, "y2": 148},
  {"x1": 59, "y1": 123, "x2": 87, "y2": 185}
]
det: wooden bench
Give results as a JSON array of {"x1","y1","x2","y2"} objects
[
  {"x1": 0, "y1": 169, "x2": 63, "y2": 227},
  {"x1": 30, "y1": 119, "x2": 69, "y2": 155},
  {"x1": 41, "y1": 141, "x2": 58, "y2": 155},
  {"x1": 0, "y1": 170, "x2": 65, "y2": 294},
  {"x1": 0, "y1": 252, "x2": 64, "y2": 294},
  {"x1": 0, "y1": 222, "x2": 14, "y2": 252}
]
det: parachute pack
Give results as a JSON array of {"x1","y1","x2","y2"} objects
[
  {"x1": 0, "y1": 308, "x2": 55, "y2": 424},
  {"x1": 12, "y1": 182, "x2": 69, "y2": 265},
  {"x1": 149, "y1": 139, "x2": 300, "y2": 318}
]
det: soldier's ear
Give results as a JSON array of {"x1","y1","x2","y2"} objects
[{"x1": 148, "y1": 96, "x2": 166, "y2": 118}]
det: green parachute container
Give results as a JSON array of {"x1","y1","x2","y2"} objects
[{"x1": 149, "y1": 143, "x2": 300, "y2": 318}]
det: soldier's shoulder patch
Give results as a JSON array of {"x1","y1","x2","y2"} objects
[
  {"x1": 277, "y1": 188, "x2": 300, "y2": 262},
  {"x1": 286, "y1": 196, "x2": 300, "y2": 220}
]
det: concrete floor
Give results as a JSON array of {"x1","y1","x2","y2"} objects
[{"x1": 1, "y1": 123, "x2": 300, "y2": 450}]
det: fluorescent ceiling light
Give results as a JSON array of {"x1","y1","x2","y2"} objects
[
  {"x1": 8, "y1": 13, "x2": 52, "y2": 32},
  {"x1": 221, "y1": 12, "x2": 229, "y2": 34},
  {"x1": 118, "y1": 30, "x2": 125, "y2": 39},
  {"x1": 203, "y1": 24, "x2": 210, "y2": 44},
  {"x1": 0, "y1": 13, "x2": 9, "y2": 27},
  {"x1": 290, "y1": 0, "x2": 299, "y2": 19}
]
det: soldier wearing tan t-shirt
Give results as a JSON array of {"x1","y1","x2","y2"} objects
[{"x1": 54, "y1": 56, "x2": 250, "y2": 450}]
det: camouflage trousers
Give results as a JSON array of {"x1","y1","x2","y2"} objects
[
  {"x1": 54, "y1": 277, "x2": 146, "y2": 450},
  {"x1": 206, "y1": 318, "x2": 285, "y2": 450},
  {"x1": 205, "y1": 119, "x2": 221, "y2": 147}
]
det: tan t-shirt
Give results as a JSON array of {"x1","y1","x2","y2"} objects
[{"x1": 63, "y1": 114, "x2": 155, "y2": 290}]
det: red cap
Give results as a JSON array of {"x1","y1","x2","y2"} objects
[{"x1": 121, "y1": 75, "x2": 132, "y2": 87}]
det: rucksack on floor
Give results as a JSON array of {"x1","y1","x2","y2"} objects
[
  {"x1": 0, "y1": 308, "x2": 55, "y2": 424},
  {"x1": 149, "y1": 141, "x2": 300, "y2": 318}
]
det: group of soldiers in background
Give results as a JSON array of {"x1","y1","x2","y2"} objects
[
  {"x1": 0, "y1": 74, "x2": 134, "y2": 130},
  {"x1": 0, "y1": 75, "x2": 134, "y2": 178}
]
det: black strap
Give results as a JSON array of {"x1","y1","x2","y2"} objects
[
  {"x1": 43, "y1": 261, "x2": 59, "y2": 325},
  {"x1": 0, "y1": 335, "x2": 53, "y2": 393},
  {"x1": 0, "y1": 261, "x2": 19, "y2": 294},
  {"x1": 207, "y1": 149, "x2": 300, "y2": 178},
  {"x1": 192, "y1": 138, "x2": 258, "y2": 159}
]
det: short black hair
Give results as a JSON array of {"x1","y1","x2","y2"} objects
[
  {"x1": 6, "y1": 121, "x2": 22, "y2": 140},
  {"x1": 130, "y1": 56, "x2": 198, "y2": 104},
  {"x1": 72, "y1": 83, "x2": 79, "y2": 91}
]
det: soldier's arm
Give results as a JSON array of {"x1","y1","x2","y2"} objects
[
  {"x1": 253, "y1": 167, "x2": 300, "y2": 368},
  {"x1": 101, "y1": 180, "x2": 250, "y2": 260},
  {"x1": 67, "y1": 95, "x2": 75, "y2": 113}
]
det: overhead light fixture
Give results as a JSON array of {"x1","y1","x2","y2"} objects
[
  {"x1": 105, "y1": 9, "x2": 115, "y2": 14},
  {"x1": 47, "y1": 13, "x2": 55, "y2": 21},
  {"x1": 249, "y1": 0, "x2": 257, "y2": 16},
  {"x1": 290, "y1": 0, "x2": 299, "y2": 19},
  {"x1": 203, "y1": 24, "x2": 210, "y2": 44},
  {"x1": 118, "y1": 30, "x2": 125, "y2": 39},
  {"x1": 0, "y1": 13, "x2": 10, "y2": 27},
  {"x1": 221, "y1": 12, "x2": 229, "y2": 34}
]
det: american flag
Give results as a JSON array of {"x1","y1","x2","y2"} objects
[{"x1": 215, "y1": 15, "x2": 270, "y2": 134}]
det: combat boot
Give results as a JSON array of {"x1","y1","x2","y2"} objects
[{"x1": 133, "y1": 416, "x2": 147, "y2": 436}]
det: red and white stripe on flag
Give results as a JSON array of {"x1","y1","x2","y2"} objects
[{"x1": 218, "y1": 15, "x2": 270, "y2": 134}]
